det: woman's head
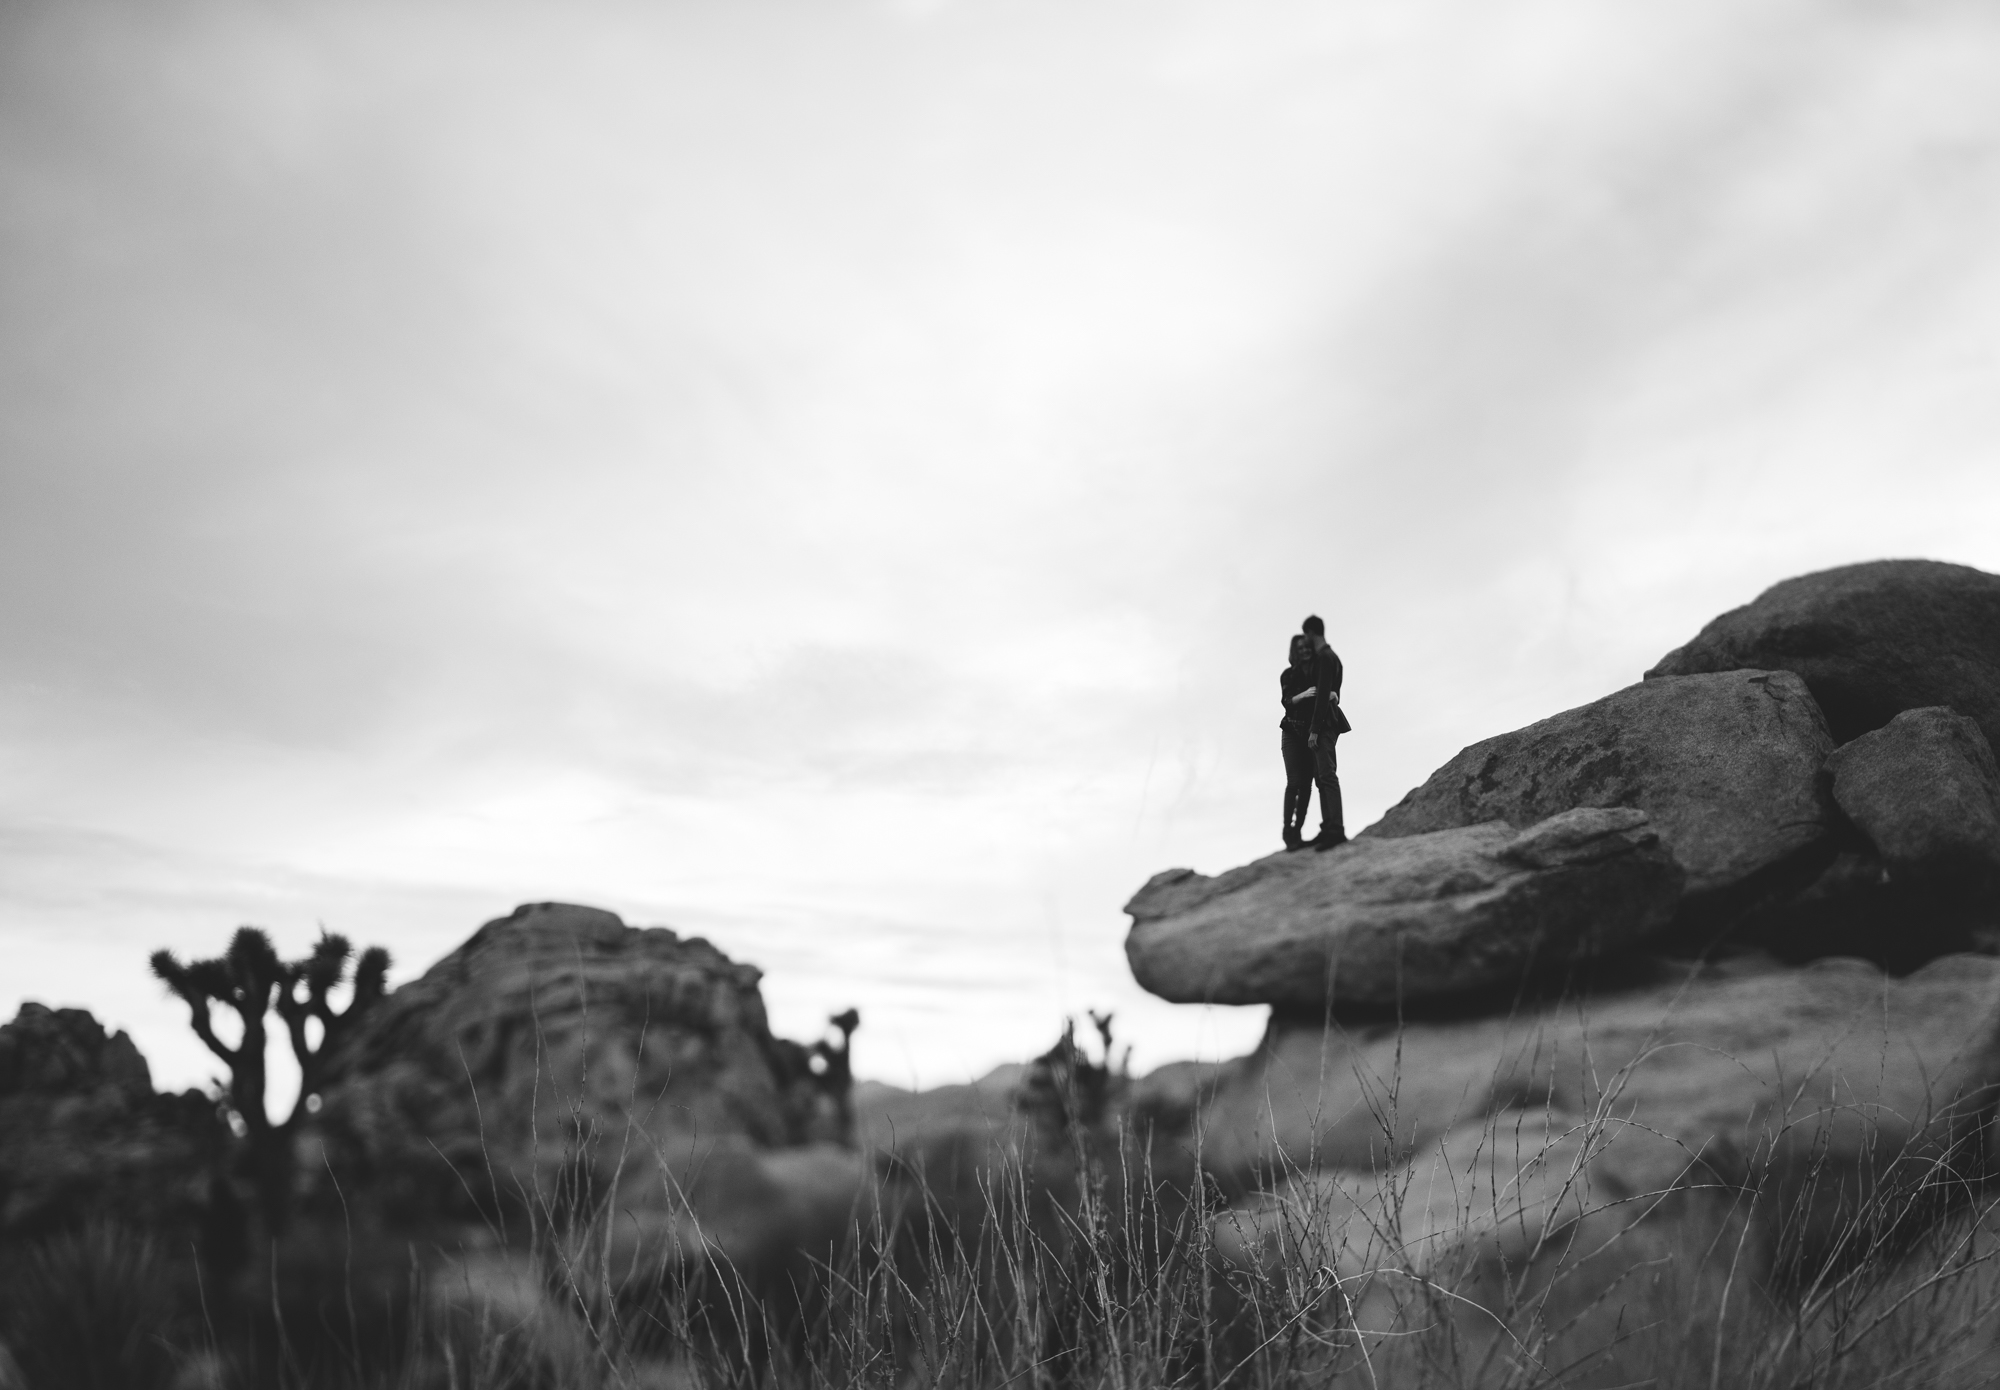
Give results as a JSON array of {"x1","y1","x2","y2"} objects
[{"x1": 1289, "y1": 634, "x2": 1311, "y2": 665}]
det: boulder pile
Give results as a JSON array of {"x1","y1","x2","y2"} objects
[
  {"x1": 0, "y1": 1003, "x2": 222, "y2": 1248},
  {"x1": 313, "y1": 902, "x2": 858, "y2": 1232},
  {"x1": 1122, "y1": 558, "x2": 2000, "y2": 1364},
  {"x1": 1131, "y1": 560, "x2": 2000, "y2": 1008},
  {"x1": 1, "y1": 907, "x2": 877, "y2": 1381},
  {"x1": 1647, "y1": 558, "x2": 2000, "y2": 748}
]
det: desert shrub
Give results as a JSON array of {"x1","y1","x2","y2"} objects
[{"x1": 0, "y1": 1221, "x2": 192, "y2": 1390}]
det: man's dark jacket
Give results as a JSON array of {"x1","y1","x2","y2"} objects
[{"x1": 1310, "y1": 645, "x2": 1353, "y2": 736}]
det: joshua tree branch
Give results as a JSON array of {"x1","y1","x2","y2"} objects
[
  {"x1": 186, "y1": 1000, "x2": 238, "y2": 1066},
  {"x1": 151, "y1": 949, "x2": 238, "y2": 1064},
  {"x1": 276, "y1": 990, "x2": 317, "y2": 1126}
]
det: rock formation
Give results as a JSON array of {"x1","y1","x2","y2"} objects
[
  {"x1": 1647, "y1": 558, "x2": 2000, "y2": 750},
  {"x1": 1188, "y1": 950, "x2": 2000, "y2": 1382},
  {"x1": 1826, "y1": 705, "x2": 2000, "y2": 893},
  {"x1": 1363, "y1": 668, "x2": 1835, "y2": 917},
  {"x1": 0, "y1": 1003, "x2": 222, "y2": 1249},
  {"x1": 313, "y1": 902, "x2": 854, "y2": 1228},
  {"x1": 1119, "y1": 558, "x2": 2000, "y2": 1379},
  {"x1": 1182, "y1": 952, "x2": 2000, "y2": 1213},
  {"x1": 1125, "y1": 807, "x2": 1681, "y2": 1009}
]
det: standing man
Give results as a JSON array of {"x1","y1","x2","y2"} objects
[{"x1": 1302, "y1": 614, "x2": 1351, "y2": 849}]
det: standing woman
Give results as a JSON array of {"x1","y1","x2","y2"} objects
[{"x1": 1280, "y1": 634, "x2": 1317, "y2": 849}]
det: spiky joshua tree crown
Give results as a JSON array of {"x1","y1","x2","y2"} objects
[{"x1": 150, "y1": 926, "x2": 390, "y2": 1139}]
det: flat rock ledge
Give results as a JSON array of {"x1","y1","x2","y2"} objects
[{"x1": 1123, "y1": 807, "x2": 1683, "y2": 1010}]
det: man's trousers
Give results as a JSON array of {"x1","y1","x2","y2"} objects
[{"x1": 1313, "y1": 732, "x2": 1344, "y2": 837}]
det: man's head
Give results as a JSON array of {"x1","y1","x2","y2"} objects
[{"x1": 1302, "y1": 614, "x2": 1326, "y2": 648}]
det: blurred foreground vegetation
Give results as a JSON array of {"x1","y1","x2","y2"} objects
[{"x1": 7, "y1": 1085, "x2": 2000, "y2": 1390}]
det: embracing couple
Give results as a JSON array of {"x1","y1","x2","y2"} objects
[{"x1": 1279, "y1": 614, "x2": 1349, "y2": 851}]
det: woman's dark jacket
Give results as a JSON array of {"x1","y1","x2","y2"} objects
[{"x1": 1280, "y1": 664, "x2": 1312, "y2": 729}]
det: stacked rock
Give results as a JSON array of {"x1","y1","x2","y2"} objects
[
  {"x1": 313, "y1": 902, "x2": 861, "y2": 1233},
  {"x1": 1129, "y1": 559, "x2": 2000, "y2": 1012},
  {"x1": 1123, "y1": 559, "x2": 2000, "y2": 1362}
]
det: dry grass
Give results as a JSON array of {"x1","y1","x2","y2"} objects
[
  {"x1": 13, "y1": 1025, "x2": 2000, "y2": 1390},
  {"x1": 368, "y1": 1113, "x2": 2000, "y2": 1390},
  {"x1": 330, "y1": 1057, "x2": 2000, "y2": 1390}
]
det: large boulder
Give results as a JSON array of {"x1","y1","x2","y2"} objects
[
  {"x1": 314, "y1": 903, "x2": 847, "y2": 1225},
  {"x1": 1826, "y1": 706, "x2": 2000, "y2": 893},
  {"x1": 0, "y1": 1004, "x2": 222, "y2": 1248},
  {"x1": 1190, "y1": 955, "x2": 2000, "y2": 1384},
  {"x1": 1177, "y1": 953, "x2": 2000, "y2": 1243},
  {"x1": 1124, "y1": 808, "x2": 1682, "y2": 1010},
  {"x1": 1363, "y1": 669, "x2": 1836, "y2": 914},
  {"x1": 1205, "y1": 1106, "x2": 1750, "y2": 1389},
  {"x1": 1647, "y1": 559, "x2": 2000, "y2": 751}
]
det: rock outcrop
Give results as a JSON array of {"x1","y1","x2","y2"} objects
[
  {"x1": 0, "y1": 1001, "x2": 152, "y2": 1097},
  {"x1": 1113, "y1": 561, "x2": 2000, "y2": 1379},
  {"x1": 0, "y1": 1004, "x2": 222, "y2": 1247},
  {"x1": 1182, "y1": 952, "x2": 2000, "y2": 1203},
  {"x1": 314, "y1": 902, "x2": 850, "y2": 1225},
  {"x1": 1827, "y1": 706, "x2": 2000, "y2": 893},
  {"x1": 1209, "y1": 1102, "x2": 1702, "y2": 1302},
  {"x1": 1363, "y1": 669, "x2": 1835, "y2": 916},
  {"x1": 1647, "y1": 559, "x2": 2000, "y2": 751},
  {"x1": 1731, "y1": 705, "x2": 2000, "y2": 970},
  {"x1": 1192, "y1": 951, "x2": 2000, "y2": 1376},
  {"x1": 1125, "y1": 808, "x2": 1681, "y2": 1009}
]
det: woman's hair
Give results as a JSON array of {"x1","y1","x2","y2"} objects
[{"x1": 1289, "y1": 633, "x2": 1311, "y2": 663}]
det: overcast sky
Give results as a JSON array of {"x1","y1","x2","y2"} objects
[{"x1": 5, "y1": 0, "x2": 2000, "y2": 1102}]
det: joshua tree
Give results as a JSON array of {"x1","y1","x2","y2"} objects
[
  {"x1": 150, "y1": 927, "x2": 390, "y2": 1233},
  {"x1": 1018, "y1": 1011, "x2": 1125, "y2": 1140},
  {"x1": 814, "y1": 1007, "x2": 861, "y2": 1141}
]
